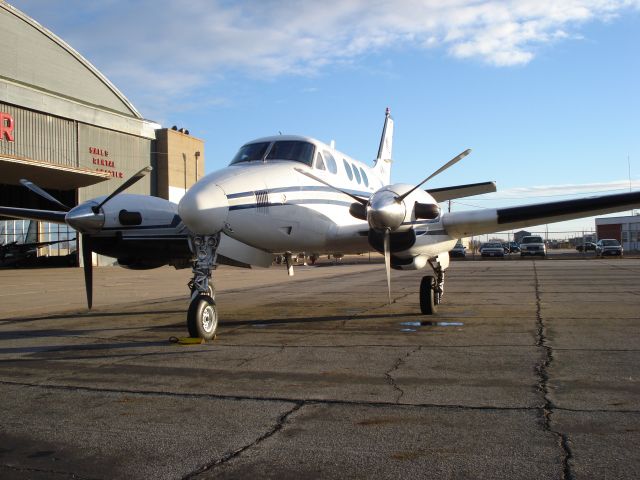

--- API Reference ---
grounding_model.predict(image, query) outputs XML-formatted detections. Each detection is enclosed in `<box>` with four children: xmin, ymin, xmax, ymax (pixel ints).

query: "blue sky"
<box><xmin>10</xmin><ymin>0</ymin><xmax>640</xmax><ymax>234</ymax></box>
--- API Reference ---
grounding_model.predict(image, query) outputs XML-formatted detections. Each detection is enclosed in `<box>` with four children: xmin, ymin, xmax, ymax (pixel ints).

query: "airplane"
<box><xmin>0</xmin><ymin>219</ymin><xmax>75</xmax><ymax>267</ymax></box>
<box><xmin>1</xmin><ymin>108</ymin><xmax>640</xmax><ymax>341</ymax></box>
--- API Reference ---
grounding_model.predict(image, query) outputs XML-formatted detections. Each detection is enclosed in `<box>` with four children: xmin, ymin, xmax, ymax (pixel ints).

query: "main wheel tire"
<box><xmin>187</xmin><ymin>295</ymin><xmax>218</xmax><ymax>340</ymax></box>
<box><xmin>420</xmin><ymin>275</ymin><xmax>438</xmax><ymax>315</ymax></box>
<box><xmin>190</xmin><ymin>284</ymin><xmax>214</xmax><ymax>301</ymax></box>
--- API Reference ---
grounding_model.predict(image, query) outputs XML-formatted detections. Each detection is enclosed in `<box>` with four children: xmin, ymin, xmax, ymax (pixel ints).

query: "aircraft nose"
<box><xmin>179</xmin><ymin>181</ymin><xmax>229</xmax><ymax>234</ymax></box>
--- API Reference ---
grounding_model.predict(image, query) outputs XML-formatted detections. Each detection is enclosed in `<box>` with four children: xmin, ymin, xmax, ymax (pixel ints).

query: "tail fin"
<box><xmin>24</xmin><ymin>220</ymin><xmax>37</xmax><ymax>244</ymax></box>
<box><xmin>373</xmin><ymin>108</ymin><xmax>393</xmax><ymax>185</ymax></box>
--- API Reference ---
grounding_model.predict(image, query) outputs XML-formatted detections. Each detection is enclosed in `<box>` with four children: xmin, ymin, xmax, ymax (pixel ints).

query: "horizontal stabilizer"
<box><xmin>427</xmin><ymin>181</ymin><xmax>497</xmax><ymax>202</ymax></box>
<box><xmin>443</xmin><ymin>190</ymin><xmax>640</xmax><ymax>238</ymax></box>
<box><xmin>0</xmin><ymin>206</ymin><xmax>67</xmax><ymax>223</ymax></box>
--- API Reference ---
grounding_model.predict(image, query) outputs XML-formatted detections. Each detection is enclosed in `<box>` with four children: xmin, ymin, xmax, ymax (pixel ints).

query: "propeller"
<box><xmin>297</xmin><ymin>149</ymin><xmax>471</xmax><ymax>304</ymax></box>
<box><xmin>17</xmin><ymin>166</ymin><xmax>153</xmax><ymax>309</ymax></box>
<box><xmin>82</xmin><ymin>234</ymin><xmax>93</xmax><ymax>309</ymax></box>
<box><xmin>395</xmin><ymin>149</ymin><xmax>471</xmax><ymax>202</ymax></box>
<box><xmin>19</xmin><ymin>179</ymin><xmax>72</xmax><ymax>211</ymax></box>
<box><xmin>383</xmin><ymin>229</ymin><xmax>391</xmax><ymax>305</ymax></box>
<box><xmin>92</xmin><ymin>166</ymin><xmax>152</xmax><ymax>213</ymax></box>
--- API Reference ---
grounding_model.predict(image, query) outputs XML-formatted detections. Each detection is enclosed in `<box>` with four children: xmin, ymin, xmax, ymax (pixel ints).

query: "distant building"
<box><xmin>0</xmin><ymin>4</ymin><xmax>205</xmax><ymax>266</ymax></box>
<box><xmin>595</xmin><ymin>215</ymin><xmax>640</xmax><ymax>251</ymax></box>
<box><xmin>514</xmin><ymin>230</ymin><xmax>531</xmax><ymax>243</ymax></box>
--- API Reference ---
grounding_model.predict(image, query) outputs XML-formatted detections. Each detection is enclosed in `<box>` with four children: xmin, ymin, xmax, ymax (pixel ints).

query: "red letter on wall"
<box><xmin>0</xmin><ymin>113</ymin><xmax>15</xmax><ymax>142</ymax></box>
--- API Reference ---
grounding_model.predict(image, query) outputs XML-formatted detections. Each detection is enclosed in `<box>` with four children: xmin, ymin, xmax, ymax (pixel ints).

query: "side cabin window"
<box><xmin>266</xmin><ymin>140</ymin><xmax>315</xmax><ymax>166</ymax></box>
<box><xmin>360</xmin><ymin>167</ymin><xmax>369</xmax><ymax>187</ymax></box>
<box><xmin>314</xmin><ymin>152</ymin><xmax>326</xmax><ymax>170</ymax></box>
<box><xmin>342</xmin><ymin>159</ymin><xmax>353</xmax><ymax>181</ymax></box>
<box><xmin>323</xmin><ymin>151</ymin><xmax>338</xmax><ymax>174</ymax></box>
<box><xmin>230</xmin><ymin>142</ymin><xmax>271</xmax><ymax>164</ymax></box>
<box><xmin>351</xmin><ymin>163</ymin><xmax>361</xmax><ymax>184</ymax></box>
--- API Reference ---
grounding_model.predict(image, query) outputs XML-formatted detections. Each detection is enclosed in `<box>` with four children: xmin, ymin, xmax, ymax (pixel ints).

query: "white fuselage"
<box><xmin>180</xmin><ymin>135</ymin><xmax>457</xmax><ymax>263</ymax></box>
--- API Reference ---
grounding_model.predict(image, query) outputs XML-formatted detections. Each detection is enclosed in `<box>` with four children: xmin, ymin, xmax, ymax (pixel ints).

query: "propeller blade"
<box><xmin>294</xmin><ymin>168</ymin><xmax>368</xmax><ymax>205</ymax></box>
<box><xmin>20</xmin><ymin>179</ymin><xmax>71</xmax><ymax>211</ymax></box>
<box><xmin>81</xmin><ymin>234</ymin><xmax>93</xmax><ymax>309</ymax></box>
<box><xmin>93</xmin><ymin>166</ymin><xmax>153</xmax><ymax>213</ymax></box>
<box><xmin>384</xmin><ymin>229</ymin><xmax>391</xmax><ymax>305</ymax></box>
<box><xmin>396</xmin><ymin>149</ymin><xmax>471</xmax><ymax>202</ymax></box>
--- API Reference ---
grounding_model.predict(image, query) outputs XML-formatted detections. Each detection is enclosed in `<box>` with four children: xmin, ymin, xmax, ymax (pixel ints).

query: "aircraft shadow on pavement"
<box><xmin>224</xmin><ymin>312</ymin><xmax>423</xmax><ymax>328</ymax></box>
<box><xmin>0</xmin><ymin>309</ymin><xmax>186</xmax><ymax>324</ymax></box>
<box><xmin>0</xmin><ymin>339</ymin><xmax>168</xmax><ymax>356</ymax></box>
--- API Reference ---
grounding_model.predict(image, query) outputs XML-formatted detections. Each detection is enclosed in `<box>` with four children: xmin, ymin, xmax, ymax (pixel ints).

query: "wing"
<box><xmin>442</xmin><ymin>190</ymin><xmax>640</xmax><ymax>238</ymax></box>
<box><xmin>0</xmin><ymin>206</ymin><xmax>67</xmax><ymax>223</ymax></box>
<box><xmin>427</xmin><ymin>181</ymin><xmax>497</xmax><ymax>202</ymax></box>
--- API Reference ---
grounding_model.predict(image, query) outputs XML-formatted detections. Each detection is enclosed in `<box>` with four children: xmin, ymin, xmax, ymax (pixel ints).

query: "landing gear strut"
<box><xmin>187</xmin><ymin>233</ymin><xmax>219</xmax><ymax>340</ymax></box>
<box><xmin>420</xmin><ymin>261</ymin><xmax>445</xmax><ymax>315</ymax></box>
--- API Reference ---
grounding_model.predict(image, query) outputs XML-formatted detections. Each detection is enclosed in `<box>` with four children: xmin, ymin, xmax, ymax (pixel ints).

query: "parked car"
<box><xmin>502</xmin><ymin>241</ymin><xmax>520</xmax><ymax>253</ymax></box>
<box><xmin>450</xmin><ymin>241</ymin><xmax>466</xmax><ymax>258</ymax></box>
<box><xmin>509</xmin><ymin>242</ymin><xmax>520</xmax><ymax>253</ymax></box>
<box><xmin>520</xmin><ymin>236</ymin><xmax>546</xmax><ymax>257</ymax></box>
<box><xmin>576</xmin><ymin>242</ymin><xmax>597</xmax><ymax>252</ymax></box>
<box><xmin>596</xmin><ymin>239</ymin><xmax>623</xmax><ymax>257</ymax></box>
<box><xmin>480</xmin><ymin>242</ymin><xmax>505</xmax><ymax>258</ymax></box>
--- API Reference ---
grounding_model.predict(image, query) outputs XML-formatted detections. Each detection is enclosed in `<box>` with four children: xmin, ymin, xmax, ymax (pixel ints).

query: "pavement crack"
<box><xmin>1</xmin><ymin>463</ymin><xmax>96</xmax><ymax>479</ymax></box>
<box><xmin>385</xmin><ymin>345</ymin><xmax>422</xmax><ymax>403</ymax></box>
<box><xmin>182</xmin><ymin>401</ymin><xmax>304</xmax><ymax>479</ymax></box>
<box><xmin>533</xmin><ymin>262</ymin><xmax>574</xmax><ymax>480</ymax></box>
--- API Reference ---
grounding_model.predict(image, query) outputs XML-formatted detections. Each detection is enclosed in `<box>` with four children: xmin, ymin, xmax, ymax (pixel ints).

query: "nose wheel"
<box><xmin>187</xmin><ymin>295</ymin><xmax>218</xmax><ymax>340</ymax></box>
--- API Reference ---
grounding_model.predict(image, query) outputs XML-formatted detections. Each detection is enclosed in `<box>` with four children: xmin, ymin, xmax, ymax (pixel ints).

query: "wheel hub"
<box><xmin>202</xmin><ymin>305</ymin><xmax>216</xmax><ymax>332</ymax></box>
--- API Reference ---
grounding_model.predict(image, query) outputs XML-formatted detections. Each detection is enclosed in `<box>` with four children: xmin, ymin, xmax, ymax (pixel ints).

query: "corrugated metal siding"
<box><xmin>0</xmin><ymin>102</ymin><xmax>77</xmax><ymax>167</ymax></box>
<box><xmin>77</xmin><ymin>123</ymin><xmax>152</xmax><ymax>202</ymax></box>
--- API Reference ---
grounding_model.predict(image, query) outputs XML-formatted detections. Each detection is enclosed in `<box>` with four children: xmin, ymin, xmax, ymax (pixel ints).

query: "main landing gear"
<box><xmin>420</xmin><ymin>261</ymin><xmax>445</xmax><ymax>315</ymax></box>
<box><xmin>187</xmin><ymin>233</ymin><xmax>219</xmax><ymax>340</ymax></box>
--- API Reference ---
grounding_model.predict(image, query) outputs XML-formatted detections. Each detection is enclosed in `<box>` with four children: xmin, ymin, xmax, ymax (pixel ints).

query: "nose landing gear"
<box><xmin>187</xmin><ymin>233</ymin><xmax>220</xmax><ymax>340</ymax></box>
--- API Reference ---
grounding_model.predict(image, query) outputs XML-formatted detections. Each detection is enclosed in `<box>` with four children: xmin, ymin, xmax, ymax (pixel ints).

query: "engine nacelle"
<box><xmin>390</xmin><ymin>254</ymin><xmax>429</xmax><ymax>271</ymax></box>
<box><xmin>117</xmin><ymin>258</ymin><xmax>166</xmax><ymax>270</ymax></box>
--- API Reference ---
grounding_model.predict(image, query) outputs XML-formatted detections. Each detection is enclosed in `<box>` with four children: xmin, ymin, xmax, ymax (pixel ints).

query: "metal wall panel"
<box><xmin>0</xmin><ymin>102</ymin><xmax>77</xmax><ymax>167</ymax></box>
<box><xmin>77</xmin><ymin>123</ymin><xmax>152</xmax><ymax>202</ymax></box>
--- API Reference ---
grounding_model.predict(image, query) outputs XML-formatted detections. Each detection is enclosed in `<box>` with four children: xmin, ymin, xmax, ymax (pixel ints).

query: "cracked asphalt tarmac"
<box><xmin>0</xmin><ymin>259</ymin><xmax>639</xmax><ymax>479</ymax></box>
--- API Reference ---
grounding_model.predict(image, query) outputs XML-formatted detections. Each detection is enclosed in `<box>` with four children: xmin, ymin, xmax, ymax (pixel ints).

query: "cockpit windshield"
<box><xmin>266</xmin><ymin>141</ymin><xmax>315</xmax><ymax>165</ymax></box>
<box><xmin>230</xmin><ymin>142</ymin><xmax>270</xmax><ymax>164</ymax></box>
<box><xmin>230</xmin><ymin>140</ymin><xmax>315</xmax><ymax>166</ymax></box>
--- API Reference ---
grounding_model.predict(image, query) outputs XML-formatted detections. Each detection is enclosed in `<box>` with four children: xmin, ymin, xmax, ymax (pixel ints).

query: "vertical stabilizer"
<box><xmin>24</xmin><ymin>220</ymin><xmax>37</xmax><ymax>244</ymax></box>
<box><xmin>374</xmin><ymin>108</ymin><xmax>393</xmax><ymax>185</ymax></box>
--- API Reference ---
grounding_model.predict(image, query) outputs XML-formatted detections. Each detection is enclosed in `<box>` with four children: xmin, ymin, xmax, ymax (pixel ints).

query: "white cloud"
<box><xmin>12</xmin><ymin>0</ymin><xmax>640</xmax><ymax>109</ymax></box>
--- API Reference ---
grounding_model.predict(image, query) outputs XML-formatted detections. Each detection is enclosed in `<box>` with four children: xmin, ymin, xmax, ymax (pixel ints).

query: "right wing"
<box><xmin>443</xmin><ymin>190</ymin><xmax>640</xmax><ymax>238</ymax></box>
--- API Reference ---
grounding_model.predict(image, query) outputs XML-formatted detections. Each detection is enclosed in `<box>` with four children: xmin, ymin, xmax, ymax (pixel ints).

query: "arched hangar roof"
<box><xmin>0</xmin><ymin>2</ymin><xmax>141</xmax><ymax>118</ymax></box>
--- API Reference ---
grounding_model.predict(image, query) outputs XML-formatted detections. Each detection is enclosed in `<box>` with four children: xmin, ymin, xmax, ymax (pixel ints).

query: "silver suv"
<box><xmin>520</xmin><ymin>236</ymin><xmax>546</xmax><ymax>257</ymax></box>
<box><xmin>596</xmin><ymin>239</ymin><xmax>623</xmax><ymax>257</ymax></box>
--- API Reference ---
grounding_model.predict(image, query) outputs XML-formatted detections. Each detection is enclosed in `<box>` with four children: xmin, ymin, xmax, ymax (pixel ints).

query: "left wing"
<box><xmin>443</xmin><ymin>190</ymin><xmax>640</xmax><ymax>238</ymax></box>
<box><xmin>0</xmin><ymin>206</ymin><xmax>67</xmax><ymax>223</ymax></box>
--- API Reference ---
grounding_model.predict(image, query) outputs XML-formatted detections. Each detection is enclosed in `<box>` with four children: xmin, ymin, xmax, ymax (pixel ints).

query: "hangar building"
<box><xmin>596</xmin><ymin>214</ymin><xmax>640</xmax><ymax>251</ymax></box>
<box><xmin>0</xmin><ymin>2</ymin><xmax>204</xmax><ymax>266</ymax></box>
